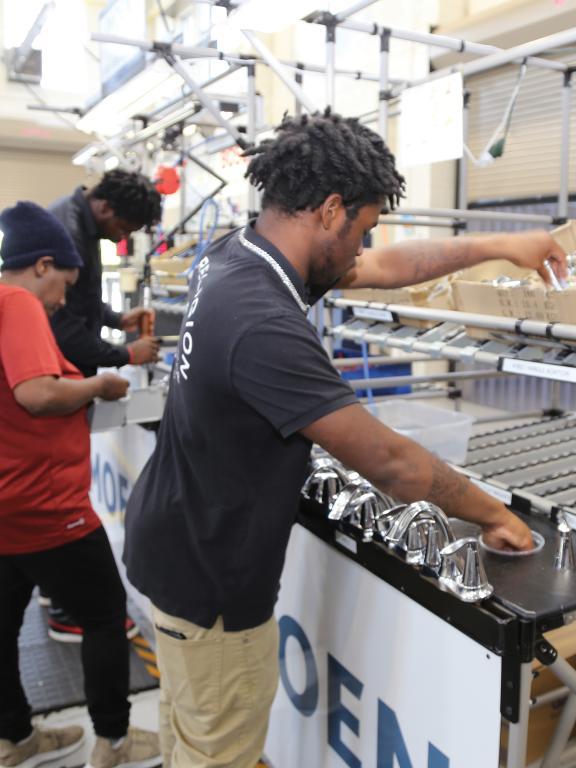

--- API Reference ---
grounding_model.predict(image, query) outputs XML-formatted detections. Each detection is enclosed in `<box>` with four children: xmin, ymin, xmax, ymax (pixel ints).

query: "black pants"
<box><xmin>0</xmin><ymin>526</ymin><xmax>130</xmax><ymax>742</ymax></box>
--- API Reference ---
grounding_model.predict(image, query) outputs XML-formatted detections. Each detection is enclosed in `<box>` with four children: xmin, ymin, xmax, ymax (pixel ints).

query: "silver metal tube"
<box><xmin>335</xmin><ymin>0</ymin><xmax>380</xmax><ymax>21</ymax></box>
<box><xmin>331</xmin><ymin>354</ymin><xmax>430</xmax><ymax>368</ymax></box>
<box><xmin>458</xmin><ymin>92</ymin><xmax>470</xmax><ymax>213</ymax></box>
<box><xmin>247</xmin><ymin>63</ymin><xmax>259</xmax><ymax>215</ymax></box>
<box><xmin>559</xmin><ymin>72</ymin><xmax>572</xmax><ymax>220</ymax></box>
<box><xmin>389</xmin><ymin>207</ymin><xmax>554</xmax><ymax>224</ymax></box>
<box><xmin>380</xmin><ymin>216</ymin><xmax>458</xmax><ymax>228</ymax></box>
<box><xmin>347</xmin><ymin>370</ymin><xmax>505</xmax><ymax>389</ymax></box>
<box><xmin>531</xmin><ymin>685</ymin><xmax>569</xmax><ymax>709</ymax></box>
<box><xmin>458</xmin><ymin>27</ymin><xmax>576</xmax><ymax>79</ymax></box>
<box><xmin>334</xmin><ymin>18</ymin><xmax>566</xmax><ymax>74</ymax></box>
<box><xmin>378</xmin><ymin>31</ymin><xmax>390</xmax><ymax>142</ymax></box>
<box><xmin>326</xmin><ymin>33</ymin><xmax>336</xmax><ymax>108</ymax></box>
<box><xmin>242</xmin><ymin>30</ymin><xmax>318</xmax><ymax>114</ymax></box>
<box><xmin>506</xmin><ymin>662</ymin><xmax>532</xmax><ymax>768</ymax></box>
<box><xmin>163</xmin><ymin>55</ymin><xmax>246</xmax><ymax>147</ymax></box>
<box><xmin>328</xmin><ymin>297</ymin><xmax>576</xmax><ymax>343</ymax></box>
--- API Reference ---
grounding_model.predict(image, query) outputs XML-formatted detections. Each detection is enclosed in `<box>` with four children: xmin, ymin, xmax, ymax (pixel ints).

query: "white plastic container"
<box><xmin>369</xmin><ymin>400</ymin><xmax>475</xmax><ymax>465</ymax></box>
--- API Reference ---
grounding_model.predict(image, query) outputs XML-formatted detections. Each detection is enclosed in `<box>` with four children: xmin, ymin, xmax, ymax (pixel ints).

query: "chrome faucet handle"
<box><xmin>373</xmin><ymin>503</ymin><xmax>407</xmax><ymax>540</ymax></box>
<box><xmin>302</xmin><ymin>463</ymin><xmax>349</xmax><ymax>508</ymax></box>
<box><xmin>329</xmin><ymin>482</ymin><xmax>397</xmax><ymax>542</ymax></box>
<box><xmin>439</xmin><ymin>538</ymin><xmax>494</xmax><ymax>602</ymax></box>
<box><xmin>554</xmin><ymin>515</ymin><xmax>576</xmax><ymax>570</ymax></box>
<box><xmin>328</xmin><ymin>479</ymin><xmax>366</xmax><ymax>521</ymax></box>
<box><xmin>423</xmin><ymin>523</ymin><xmax>444</xmax><ymax>573</ymax></box>
<box><xmin>386</xmin><ymin>501</ymin><xmax>455</xmax><ymax>549</ymax></box>
<box><xmin>405</xmin><ymin>519</ymin><xmax>429</xmax><ymax>565</ymax></box>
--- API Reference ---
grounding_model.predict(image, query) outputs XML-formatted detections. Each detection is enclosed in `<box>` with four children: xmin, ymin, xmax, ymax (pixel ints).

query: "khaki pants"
<box><xmin>152</xmin><ymin>605</ymin><xmax>279</xmax><ymax>768</ymax></box>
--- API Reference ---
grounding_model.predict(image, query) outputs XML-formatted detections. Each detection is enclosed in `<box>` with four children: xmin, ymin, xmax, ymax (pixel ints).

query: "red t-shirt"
<box><xmin>0</xmin><ymin>284</ymin><xmax>101</xmax><ymax>554</ymax></box>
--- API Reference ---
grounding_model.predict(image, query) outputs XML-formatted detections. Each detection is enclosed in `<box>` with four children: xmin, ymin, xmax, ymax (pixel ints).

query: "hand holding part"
<box><xmin>96</xmin><ymin>373</ymin><xmax>130</xmax><ymax>401</ymax></box>
<box><xmin>121</xmin><ymin>307</ymin><xmax>156</xmax><ymax>334</ymax></box>
<box><xmin>127</xmin><ymin>336</ymin><xmax>161</xmax><ymax>365</ymax></box>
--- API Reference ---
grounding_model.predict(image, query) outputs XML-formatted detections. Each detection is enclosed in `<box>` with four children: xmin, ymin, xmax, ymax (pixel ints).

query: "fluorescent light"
<box><xmin>76</xmin><ymin>59</ymin><xmax>181</xmax><ymax>137</ymax></box>
<box><xmin>229</xmin><ymin>0</ymin><xmax>320</xmax><ymax>33</ymax></box>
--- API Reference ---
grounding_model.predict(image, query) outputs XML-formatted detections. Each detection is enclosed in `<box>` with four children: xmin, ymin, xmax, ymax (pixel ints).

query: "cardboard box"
<box><xmin>500</xmin><ymin>623</ymin><xmax>576</xmax><ymax>765</ymax></box>
<box><xmin>149</xmin><ymin>256</ymin><xmax>194</xmax><ymax>287</ymax></box>
<box><xmin>551</xmin><ymin>220</ymin><xmax>576</xmax><ymax>254</ymax></box>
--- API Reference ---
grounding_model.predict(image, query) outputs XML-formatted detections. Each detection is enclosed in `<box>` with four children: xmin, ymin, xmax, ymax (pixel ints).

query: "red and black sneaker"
<box><xmin>47</xmin><ymin>614</ymin><xmax>140</xmax><ymax>643</ymax></box>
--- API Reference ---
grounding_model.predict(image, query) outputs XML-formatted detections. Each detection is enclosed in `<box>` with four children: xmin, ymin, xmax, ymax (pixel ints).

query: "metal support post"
<box><xmin>246</xmin><ymin>62</ymin><xmax>259</xmax><ymax>217</ymax></box>
<box><xmin>294</xmin><ymin>65</ymin><xmax>304</xmax><ymax>117</ymax></box>
<box><xmin>457</xmin><ymin>91</ymin><xmax>470</xmax><ymax>216</ymax></box>
<box><xmin>325</xmin><ymin>20</ymin><xmax>336</xmax><ymax>109</ymax></box>
<box><xmin>378</xmin><ymin>29</ymin><xmax>390</xmax><ymax>142</ymax></box>
<box><xmin>242</xmin><ymin>30</ymin><xmax>318</xmax><ymax>114</ymax></box>
<box><xmin>558</xmin><ymin>69</ymin><xmax>573</xmax><ymax>221</ymax></box>
<box><xmin>506</xmin><ymin>662</ymin><xmax>532</xmax><ymax>768</ymax></box>
<box><xmin>540</xmin><ymin>653</ymin><xmax>576</xmax><ymax>767</ymax></box>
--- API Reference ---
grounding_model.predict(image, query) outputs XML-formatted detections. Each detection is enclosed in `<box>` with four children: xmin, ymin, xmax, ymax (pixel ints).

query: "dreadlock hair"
<box><xmin>89</xmin><ymin>169</ymin><xmax>162</xmax><ymax>227</ymax></box>
<box><xmin>244</xmin><ymin>109</ymin><xmax>405</xmax><ymax>218</ymax></box>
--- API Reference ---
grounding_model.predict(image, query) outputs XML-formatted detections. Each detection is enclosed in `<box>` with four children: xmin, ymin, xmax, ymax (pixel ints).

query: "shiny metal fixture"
<box><xmin>302</xmin><ymin>460</ymin><xmax>349</xmax><ymax>508</ymax></box>
<box><xmin>329</xmin><ymin>481</ymin><xmax>397</xmax><ymax>542</ymax></box>
<box><xmin>386</xmin><ymin>501</ymin><xmax>454</xmax><ymax>555</ymax></box>
<box><xmin>554</xmin><ymin>515</ymin><xmax>576</xmax><ymax>570</ymax></box>
<box><xmin>439</xmin><ymin>537</ymin><xmax>494</xmax><ymax>602</ymax></box>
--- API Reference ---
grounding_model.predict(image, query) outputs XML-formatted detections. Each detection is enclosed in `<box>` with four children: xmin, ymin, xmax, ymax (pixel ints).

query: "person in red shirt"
<box><xmin>0</xmin><ymin>202</ymin><xmax>161</xmax><ymax>768</ymax></box>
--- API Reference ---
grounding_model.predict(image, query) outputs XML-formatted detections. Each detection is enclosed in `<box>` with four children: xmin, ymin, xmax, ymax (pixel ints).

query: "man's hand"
<box><xmin>121</xmin><ymin>307</ymin><xmax>155</xmax><ymax>333</ymax></box>
<box><xmin>500</xmin><ymin>230</ymin><xmax>568</xmax><ymax>285</ymax></box>
<box><xmin>96</xmin><ymin>373</ymin><xmax>130</xmax><ymax>401</ymax></box>
<box><xmin>480</xmin><ymin>506</ymin><xmax>534</xmax><ymax>552</ymax></box>
<box><xmin>127</xmin><ymin>336</ymin><xmax>161</xmax><ymax>365</ymax></box>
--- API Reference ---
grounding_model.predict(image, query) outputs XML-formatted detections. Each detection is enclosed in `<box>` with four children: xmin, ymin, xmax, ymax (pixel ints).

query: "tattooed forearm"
<box><xmin>427</xmin><ymin>456</ymin><xmax>470</xmax><ymax>512</ymax></box>
<box><xmin>391</xmin><ymin>238</ymin><xmax>476</xmax><ymax>286</ymax></box>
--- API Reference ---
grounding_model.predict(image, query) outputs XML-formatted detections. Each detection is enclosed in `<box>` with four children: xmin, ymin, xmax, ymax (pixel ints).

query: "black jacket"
<box><xmin>49</xmin><ymin>187</ymin><xmax>130</xmax><ymax>377</ymax></box>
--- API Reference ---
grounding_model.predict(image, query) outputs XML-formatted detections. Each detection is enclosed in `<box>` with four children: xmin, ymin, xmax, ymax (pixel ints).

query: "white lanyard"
<box><xmin>238</xmin><ymin>227</ymin><xmax>310</xmax><ymax>314</ymax></box>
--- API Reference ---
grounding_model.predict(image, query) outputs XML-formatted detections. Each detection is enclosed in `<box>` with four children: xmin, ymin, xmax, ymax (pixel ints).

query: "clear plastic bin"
<box><xmin>369</xmin><ymin>400</ymin><xmax>475</xmax><ymax>465</ymax></box>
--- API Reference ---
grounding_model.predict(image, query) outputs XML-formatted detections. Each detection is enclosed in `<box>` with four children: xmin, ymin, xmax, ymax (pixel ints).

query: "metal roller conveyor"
<box><xmin>467</xmin><ymin>416</ymin><xmax>576</xmax><ymax>450</ymax></box>
<box><xmin>465</xmin><ymin>432</ymin><xmax>576</xmax><ymax>465</ymax></box>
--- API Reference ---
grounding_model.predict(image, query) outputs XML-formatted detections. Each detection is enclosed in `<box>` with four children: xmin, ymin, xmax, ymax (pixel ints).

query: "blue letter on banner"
<box><xmin>278</xmin><ymin>615</ymin><xmax>318</xmax><ymax>716</ymax></box>
<box><xmin>328</xmin><ymin>654</ymin><xmax>363</xmax><ymax>768</ymax></box>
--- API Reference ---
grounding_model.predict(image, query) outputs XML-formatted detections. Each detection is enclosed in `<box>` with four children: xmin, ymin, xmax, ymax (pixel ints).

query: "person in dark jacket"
<box><xmin>46</xmin><ymin>170</ymin><xmax>162</xmax><ymax>641</ymax></box>
<box><xmin>49</xmin><ymin>169</ymin><xmax>162</xmax><ymax>378</ymax></box>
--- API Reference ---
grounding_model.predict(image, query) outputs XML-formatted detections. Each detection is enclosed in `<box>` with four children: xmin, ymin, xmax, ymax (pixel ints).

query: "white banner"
<box><xmin>266</xmin><ymin>524</ymin><xmax>501</xmax><ymax>767</ymax></box>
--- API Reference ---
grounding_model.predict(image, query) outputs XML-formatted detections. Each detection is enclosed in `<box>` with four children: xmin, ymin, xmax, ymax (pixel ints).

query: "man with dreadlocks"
<box><xmin>123</xmin><ymin>112</ymin><xmax>561</xmax><ymax>768</ymax></box>
<box><xmin>49</xmin><ymin>169</ymin><xmax>162</xmax><ymax>379</ymax></box>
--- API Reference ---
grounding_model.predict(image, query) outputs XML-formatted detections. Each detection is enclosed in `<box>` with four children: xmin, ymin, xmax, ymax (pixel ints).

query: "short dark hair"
<box><xmin>89</xmin><ymin>169</ymin><xmax>162</xmax><ymax>227</ymax></box>
<box><xmin>244</xmin><ymin>110</ymin><xmax>405</xmax><ymax>217</ymax></box>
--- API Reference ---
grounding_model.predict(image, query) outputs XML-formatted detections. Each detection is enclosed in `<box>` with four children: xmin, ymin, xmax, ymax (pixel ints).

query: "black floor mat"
<box><xmin>19</xmin><ymin>597</ymin><xmax>159</xmax><ymax>715</ymax></box>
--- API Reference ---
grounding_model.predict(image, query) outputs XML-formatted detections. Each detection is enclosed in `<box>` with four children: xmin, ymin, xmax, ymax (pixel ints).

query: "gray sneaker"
<box><xmin>0</xmin><ymin>726</ymin><xmax>84</xmax><ymax>768</ymax></box>
<box><xmin>86</xmin><ymin>728</ymin><xmax>161</xmax><ymax>768</ymax></box>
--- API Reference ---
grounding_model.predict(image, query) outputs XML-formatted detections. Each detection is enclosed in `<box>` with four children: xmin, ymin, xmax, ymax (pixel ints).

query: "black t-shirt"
<box><xmin>123</xmin><ymin>223</ymin><xmax>357</xmax><ymax>630</ymax></box>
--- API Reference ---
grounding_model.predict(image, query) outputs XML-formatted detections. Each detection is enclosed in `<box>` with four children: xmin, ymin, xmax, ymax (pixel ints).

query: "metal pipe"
<box><xmin>531</xmin><ymin>686</ymin><xmax>569</xmax><ymax>709</ymax></box>
<box><xmin>347</xmin><ymin>370</ymin><xmax>506</xmax><ymax>390</ymax></box>
<box><xmin>294</xmin><ymin>65</ymin><xmax>304</xmax><ymax>117</ymax></box>
<box><xmin>541</xmin><ymin>655</ymin><xmax>576</xmax><ymax>768</ymax></box>
<box><xmin>247</xmin><ymin>63</ymin><xmax>259</xmax><ymax>216</ymax></box>
<box><xmin>389</xmin><ymin>207</ymin><xmax>554</xmax><ymax>224</ymax></box>
<box><xmin>242</xmin><ymin>30</ymin><xmax>318</xmax><ymax>114</ymax></box>
<box><xmin>332</xmin><ymin>18</ymin><xmax>566</xmax><ymax>74</ymax></box>
<box><xmin>327</xmin><ymin>297</ymin><xmax>576</xmax><ymax>343</ymax></box>
<box><xmin>378</xmin><ymin>30</ymin><xmax>390</xmax><ymax>142</ymax></box>
<box><xmin>458</xmin><ymin>91</ymin><xmax>470</xmax><ymax>214</ymax></box>
<box><xmin>506</xmin><ymin>662</ymin><xmax>532</xmax><ymax>768</ymax></box>
<box><xmin>559</xmin><ymin>70</ymin><xmax>573</xmax><ymax>221</ymax></box>
<box><xmin>380</xmin><ymin>216</ymin><xmax>461</xmax><ymax>228</ymax></box>
<box><xmin>326</xmin><ymin>24</ymin><xmax>336</xmax><ymax>108</ymax></box>
<box><xmin>161</xmin><ymin>54</ymin><xmax>247</xmax><ymax>148</ymax></box>
<box><xmin>331</xmin><ymin>354</ymin><xmax>430</xmax><ymax>368</ymax></box>
<box><xmin>335</xmin><ymin>0</ymin><xmax>380</xmax><ymax>21</ymax></box>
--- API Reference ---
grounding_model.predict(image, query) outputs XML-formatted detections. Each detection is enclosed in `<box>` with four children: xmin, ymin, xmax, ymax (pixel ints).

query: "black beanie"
<box><xmin>0</xmin><ymin>201</ymin><xmax>83</xmax><ymax>270</ymax></box>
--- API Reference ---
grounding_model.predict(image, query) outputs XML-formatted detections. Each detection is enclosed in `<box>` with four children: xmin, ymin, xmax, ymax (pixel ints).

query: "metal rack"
<box><xmin>326</xmin><ymin>295</ymin><xmax>576</xmax><ymax>524</ymax></box>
